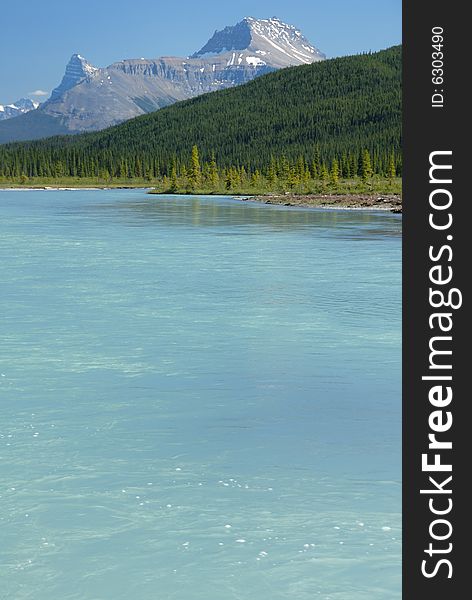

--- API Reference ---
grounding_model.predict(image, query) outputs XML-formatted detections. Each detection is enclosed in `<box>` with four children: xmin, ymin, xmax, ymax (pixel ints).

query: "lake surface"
<box><xmin>0</xmin><ymin>190</ymin><xmax>401</xmax><ymax>600</ymax></box>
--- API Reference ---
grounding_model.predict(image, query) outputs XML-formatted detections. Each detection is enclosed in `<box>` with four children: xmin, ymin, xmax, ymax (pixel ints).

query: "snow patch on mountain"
<box><xmin>246</xmin><ymin>56</ymin><xmax>266</xmax><ymax>66</ymax></box>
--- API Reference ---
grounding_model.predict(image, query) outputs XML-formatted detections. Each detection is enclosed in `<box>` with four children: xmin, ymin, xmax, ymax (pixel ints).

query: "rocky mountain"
<box><xmin>0</xmin><ymin>17</ymin><xmax>324</xmax><ymax>144</ymax></box>
<box><xmin>50</xmin><ymin>54</ymin><xmax>99</xmax><ymax>101</ymax></box>
<box><xmin>192</xmin><ymin>16</ymin><xmax>323</xmax><ymax>67</ymax></box>
<box><xmin>0</xmin><ymin>98</ymin><xmax>40</xmax><ymax>121</ymax></box>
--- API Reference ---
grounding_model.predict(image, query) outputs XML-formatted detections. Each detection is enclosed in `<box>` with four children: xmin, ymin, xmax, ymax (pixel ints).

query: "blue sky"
<box><xmin>0</xmin><ymin>0</ymin><xmax>401</xmax><ymax>103</ymax></box>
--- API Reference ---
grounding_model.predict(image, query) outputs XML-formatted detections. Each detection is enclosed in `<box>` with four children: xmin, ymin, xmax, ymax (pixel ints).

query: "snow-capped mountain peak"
<box><xmin>191</xmin><ymin>16</ymin><xmax>325</xmax><ymax>66</ymax></box>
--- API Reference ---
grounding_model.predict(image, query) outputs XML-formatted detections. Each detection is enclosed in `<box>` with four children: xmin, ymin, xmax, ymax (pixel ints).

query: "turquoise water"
<box><xmin>0</xmin><ymin>190</ymin><xmax>401</xmax><ymax>600</ymax></box>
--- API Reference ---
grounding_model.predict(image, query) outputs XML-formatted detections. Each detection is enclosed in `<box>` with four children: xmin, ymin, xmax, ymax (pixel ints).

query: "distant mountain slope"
<box><xmin>0</xmin><ymin>17</ymin><xmax>324</xmax><ymax>144</ymax></box>
<box><xmin>0</xmin><ymin>98</ymin><xmax>39</xmax><ymax>121</ymax></box>
<box><xmin>0</xmin><ymin>46</ymin><xmax>401</xmax><ymax>178</ymax></box>
<box><xmin>0</xmin><ymin>110</ymin><xmax>69</xmax><ymax>141</ymax></box>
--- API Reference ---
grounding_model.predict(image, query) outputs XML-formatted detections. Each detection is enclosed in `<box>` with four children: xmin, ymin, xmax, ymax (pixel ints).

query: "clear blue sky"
<box><xmin>0</xmin><ymin>0</ymin><xmax>401</xmax><ymax>103</ymax></box>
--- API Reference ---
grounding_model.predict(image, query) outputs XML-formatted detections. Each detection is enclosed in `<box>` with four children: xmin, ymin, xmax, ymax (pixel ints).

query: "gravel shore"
<box><xmin>240</xmin><ymin>193</ymin><xmax>402</xmax><ymax>213</ymax></box>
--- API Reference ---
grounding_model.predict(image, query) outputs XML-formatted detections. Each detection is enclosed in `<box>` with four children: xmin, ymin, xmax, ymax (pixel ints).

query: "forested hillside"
<box><xmin>0</xmin><ymin>46</ymin><xmax>401</xmax><ymax>185</ymax></box>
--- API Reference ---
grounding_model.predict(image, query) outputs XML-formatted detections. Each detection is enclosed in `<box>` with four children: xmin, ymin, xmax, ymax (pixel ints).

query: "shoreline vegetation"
<box><xmin>0</xmin><ymin>145</ymin><xmax>402</xmax><ymax>212</ymax></box>
<box><xmin>0</xmin><ymin>145</ymin><xmax>401</xmax><ymax>210</ymax></box>
<box><xmin>0</xmin><ymin>179</ymin><xmax>402</xmax><ymax>212</ymax></box>
<box><xmin>0</xmin><ymin>176</ymin><xmax>401</xmax><ymax>193</ymax></box>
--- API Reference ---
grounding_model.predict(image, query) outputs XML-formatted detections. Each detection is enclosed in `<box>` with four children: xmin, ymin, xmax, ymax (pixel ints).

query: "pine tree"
<box><xmin>388</xmin><ymin>152</ymin><xmax>396</xmax><ymax>179</ymax></box>
<box><xmin>280</xmin><ymin>156</ymin><xmax>291</xmax><ymax>183</ymax></box>
<box><xmin>361</xmin><ymin>150</ymin><xmax>373</xmax><ymax>182</ymax></box>
<box><xmin>209</xmin><ymin>152</ymin><xmax>219</xmax><ymax>190</ymax></box>
<box><xmin>225</xmin><ymin>170</ymin><xmax>233</xmax><ymax>191</ymax></box>
<box><xmin>181</xmin><ymin>164</ymin><xmax>188</xmax><ymax>180</ymax></box>
<box><xmin>267</xmin><ymin>157</ymin><xmax>278</xmax><ymax>188</ymax></box>
<box><xmin>251</xmin><ymin>169</ymin><xmax>261</xmax><ymax>187</ymax></box>
<box><xmin>320</xmin><ymin>163</ymin><xmax>329</xmax><ymax>184</ymax></box>
<box><xmin>341</xmin><ymin>152</ymin><xmax>350</xmax><ymax>178</ymax></box>
<box><xmin>330</xmin><ymin>158</ymin><xmax>339</xmax><ymax>186</ymax></box>
<box><xmin>169</xmin><ymin>161</ymin><xmax>178</xmax><ymax>192</ymax></box>
<box><xmin>313</xmin><ymin>147</ymin><xmax>322</xmax><ymax>179</ymax></box>
<box><xmin>134</xmin><ymin>157</ymin><xmax>142</xmax><ymax>178</ymax></box>
<box><xmin>350</xmin><ymin>153</ymin><xmax>359</xmax><ymax>178</ymax></box>
<box><xmin>190</xmin><ymin>145</ymin><xmax>201</xmax><ymax>189</ymax></box>
<box><xmin>288</xmin><ymin>167</ymin><xmax>300</xmax><ymax>189</ymax></box>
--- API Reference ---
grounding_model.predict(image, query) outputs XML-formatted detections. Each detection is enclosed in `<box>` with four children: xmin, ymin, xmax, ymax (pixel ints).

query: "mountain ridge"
<box><xmin>0</xmin><ymin>17</ymin><xmax>324</xmax><ymax>144</ymax></box>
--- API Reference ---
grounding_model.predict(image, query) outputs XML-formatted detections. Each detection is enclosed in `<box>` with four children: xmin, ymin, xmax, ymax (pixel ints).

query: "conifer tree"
<box><xmin>320</xmin><ymin>163</ymin><xmax>329</xmax><ymax>184</ymax></box>
<box><xmin>388</xmin><ymin>152</ymin><xmax>396</xmax><ymax>179</ymax></box>
<box><xmin>209</xmin><ymin>151</ymin><xmax>219</xmax><ymax>189</ymax></box>
<box><xmin>190</xmin><ymin>145</ymin><xmax>201</xmax><ymax>189</ymax></box>
<box><xmin>225</xmin><ymin>170</ymin><xmax>233</xmax><ymax>191</ymax></box>
<box><xmin>330</xmin><ymin>158</ymin><xmax>339</xmax><ymax>186</ymax></box>
<box><xmin>267</xmin><ymin>157</ymin><xmax>278</xmax><ymax>188</ymax></box>
<box><xmin>280</xmin><ymin>156</ymin><xmax>291</xmax><ymax>182</ymax></box>
<box><xmin>251</xmin><ymin>170</ymin><xmax>261</xmax><ymax>187</ymax></box>
<box><xmin>169</xmin><ymin>161</ymin><xmax>178</xmax><ymax>193</ymax></box>
<box><xmin>350</xmin><ymin>154</ymin><xmax>359</xmax><ymax>178</ymax></box>
<box><xmin>361</xmin><ymin>150</ymin><xmax>373</xmax><ymax>182</ymax></box>
<box><xmin>341</xmin><ymin>153</ymin><xmax>349</xmax><ymax>178</ymax></box>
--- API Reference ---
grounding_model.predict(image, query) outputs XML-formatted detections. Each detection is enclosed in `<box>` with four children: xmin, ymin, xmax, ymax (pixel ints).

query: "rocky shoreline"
<box><xmin>239</xmin><ymin>193</ymin><xmax>402</xmax><ymax>213</ymax></box>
